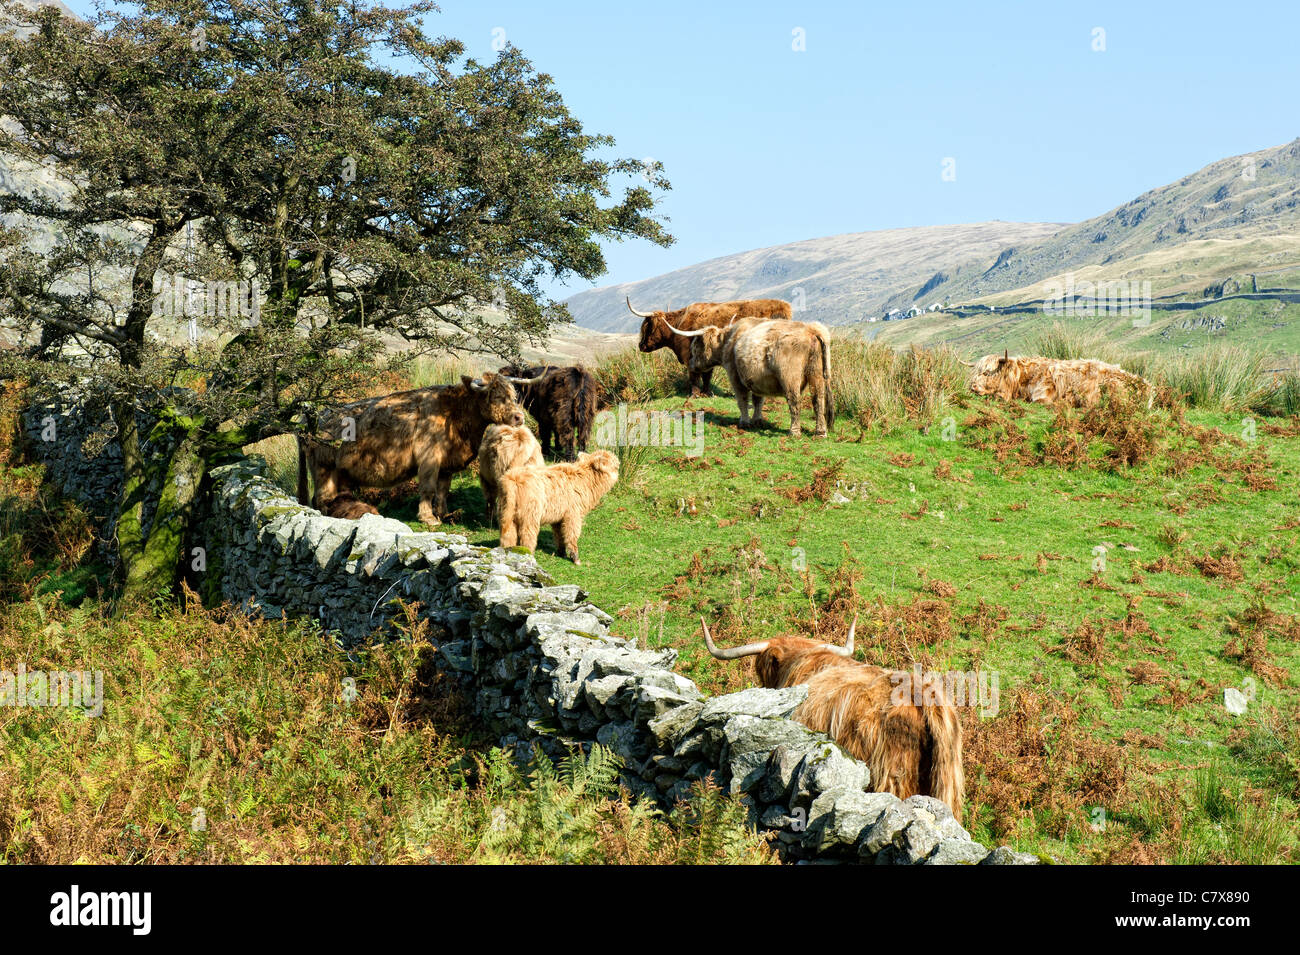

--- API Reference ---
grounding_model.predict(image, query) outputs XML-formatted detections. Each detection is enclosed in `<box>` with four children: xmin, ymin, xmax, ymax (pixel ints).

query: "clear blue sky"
<box><xmin>62</xmin><ymin>1</ymin><xmax>1300</xmax><ymax>299</ymax></box>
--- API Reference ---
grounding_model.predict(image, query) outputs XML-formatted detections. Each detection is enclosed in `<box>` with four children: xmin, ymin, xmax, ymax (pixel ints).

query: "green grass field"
<box><xmin>7</xmin><ymin>340</ymin><xmax>1300</xmax><ymax>863</ymax></box>
<box><xmin>336</xmin><ymin>376</ymin><xmax>1300</xmax><ymax>864</ymax></box>
<box><xmin>870</xmin><ymin>299</ymin><xmax>1300</xmax><ymax>363</ymax></box>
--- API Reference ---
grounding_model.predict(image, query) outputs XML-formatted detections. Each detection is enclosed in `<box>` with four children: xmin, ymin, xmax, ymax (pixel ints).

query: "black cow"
<box><xmin>498</xmin><ymin>364</ymin><xmax>598</xmax><ymax>461</ymax></box>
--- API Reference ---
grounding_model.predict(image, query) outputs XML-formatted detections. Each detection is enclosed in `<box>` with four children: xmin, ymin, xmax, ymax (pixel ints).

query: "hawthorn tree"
<box><xmin>0</xmin><ymin>0</ymin><xmax>671</xmax><ymax>601</ymax></box>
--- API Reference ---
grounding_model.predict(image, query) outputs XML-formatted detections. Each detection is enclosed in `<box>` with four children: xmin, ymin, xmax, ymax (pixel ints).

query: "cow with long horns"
<box><xmin>627</xmin><ymin>296</ymin><xmax>793</xmax><ymax>397</ymax></box>
<box><xmin>667</xmin><ymin>316</ymin><xmax>833</xmax><ymax>437</ymax></box>
<box><xmin>700</xmin><ymin>615</ymin><xmax>965</xmax><ymax>821</ymax></box>
<box><xmin>297</xmin><ymin>370</ymin><xmax>544</xmax><ymax>528</ymax></box>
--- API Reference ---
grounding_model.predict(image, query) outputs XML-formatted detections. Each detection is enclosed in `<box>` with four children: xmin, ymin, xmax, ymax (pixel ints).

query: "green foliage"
<box><xmin>826</xmin><ymin>337</ymin><xmax>968</xmax><ymax>432</ymax></box>
<box><xmin>593</xmin><ymin>346</ymin><xmax>688</xmax><ymax>404</ymax></box>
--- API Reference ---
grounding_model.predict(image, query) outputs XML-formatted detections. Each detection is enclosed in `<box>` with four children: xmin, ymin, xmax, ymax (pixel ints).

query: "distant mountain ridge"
<box><xmin>565</xmin><ymin>221</ymin><xmax>1065</xmax><ymax>332</ymax></box>
<box><xmin>929</xmin><ymin>138</ymin><xmax>1300</xmax><ymax>306</ymax></box>
<box><xmin>566</xmin><ymin>138</ymin><xmax>1300</xmax><ymax>333</ymax></box>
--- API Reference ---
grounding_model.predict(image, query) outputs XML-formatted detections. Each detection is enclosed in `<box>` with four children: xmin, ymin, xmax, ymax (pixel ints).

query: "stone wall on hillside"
<box><xmin>20</xmin><ymin>385</ymin><xmax>180</xmax><ymax>554</ymax></box>
<box><xmin>197</xmin><ymin>455</ymin><xmax>1040</xmax><ymax>865</ymax></box>
<box><xmin>18</xmin><ymin>390</ymin><xmax>1042</xmax><ymax>864</ymax></box>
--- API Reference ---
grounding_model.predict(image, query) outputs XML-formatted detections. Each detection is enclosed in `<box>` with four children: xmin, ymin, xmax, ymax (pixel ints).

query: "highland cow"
<box><xmin>668</xmin><ymin>316</ymin><xmax>834</xmax><ymax>437</ymax></box>
<box><xmin>496</xmin><ymin>449</ymin><xmax>619</xmax><ymax>564</ymax></box>
<box><xmin>965</xmin><ymin>351</ymin><xmax>1154</xmax><ymax>409</ymax></box>
<box><xmin>297</xmin><ymin>371</ymin><xmax>542</xmax><ymax>528</ymax></box>
<box><xmin>627</xmin><ymin>297</ymin><xmax>793</xmax><ymax>397</ymax></box>
<box><xmin>476</xmin><ymin>423</ymin><xmax>544</xmax><ymax>525</ymax></box>
<box><xmin>700</xmin><ymin>615</ymin><xmax>964</xmax><ymax>821</ymax></box>
<box><xmin>497</xmin><ymin>363</ymin><xmax>598</xmax><ymax>461</ymax></box>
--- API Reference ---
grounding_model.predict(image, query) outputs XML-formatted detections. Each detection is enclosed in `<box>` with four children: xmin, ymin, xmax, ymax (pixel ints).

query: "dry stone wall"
<box><xmin>21</xmin><ymin>384</ymin><xmax>182</xmax><ymax>555</ymax></box>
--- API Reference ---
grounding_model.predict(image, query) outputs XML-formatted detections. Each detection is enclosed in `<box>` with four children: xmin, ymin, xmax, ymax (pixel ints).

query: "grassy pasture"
<box><xmin>315</xmin><ymin>345</ymin><xmax>1300</xmax><ymax>863</ymax></box>
<box><xmin>7</xmin><ymin>334</ymin><xmax>1300</xmax><ymax>863</ymax></box>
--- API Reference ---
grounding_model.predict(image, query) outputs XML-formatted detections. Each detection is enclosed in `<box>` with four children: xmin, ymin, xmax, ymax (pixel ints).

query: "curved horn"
<box><xmin>467</xmin><ymin>377</ymin><xmax>487</xmax><ymax>392</ymax></box>
<box><xmin>502</xmin><ymin>370</ymin><xmax>548</xmax><ymax>385</ymax></box>
<box><xmin>959</xmin><ymin>359</ymin><xmax>975</xmax><ymax>367</ymax></box>
<box><xmin>1003</xmin><ymin>349</ymin><xmax>1009</xmax><ymax>361</ymax></box>
<box><xmin>626</xmin><ymin>296</ymin><xmax>653</xmax><ymax>319</ymax></box>
<box><xmin>700</xmin><ymin>616</ymin><xmax>769</xmax><ymax>660</ymax></box>
<box><xmin>663</xmin><ymin>320</ymin><xmax>708</xmax><ymax>338</ymax></box>
<box><xmin>824</xmin><ymin>614</ymin><xmax>857</xmax><ymax>657</ymax></box>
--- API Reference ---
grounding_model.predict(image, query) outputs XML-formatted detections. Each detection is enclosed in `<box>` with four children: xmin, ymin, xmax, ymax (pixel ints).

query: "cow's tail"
<box><xmin>819</xmin><ymin>326</ymin><xmax>834</xmax><ymax>431</ymax></box>
<box><xmin>296</xmin><ymin>436</ymin><xmax>310</xmax><ymax>506</ymax></box>
<box><xmin>925</xmin><ymin>702</ymin><xmax>965</xmax><ymax>825</ymax></box>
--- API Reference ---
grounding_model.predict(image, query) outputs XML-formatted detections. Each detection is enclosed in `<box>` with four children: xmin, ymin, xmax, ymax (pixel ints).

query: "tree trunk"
<box><xmin>116</xmin><ymin>413</ymin><xmax>208</xmax><ymax>604</ymax></box>
<box><xmin>113</xmin><ymin>395</ymin><xmax>149</xmax><ymax>583</ymax></box>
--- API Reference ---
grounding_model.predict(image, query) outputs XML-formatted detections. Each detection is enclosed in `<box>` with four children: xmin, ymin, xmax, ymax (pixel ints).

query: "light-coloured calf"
<box><xmin>496</xmin><ymin>450</ymin><xmax>619</xmax><ymax>564</ymax></box>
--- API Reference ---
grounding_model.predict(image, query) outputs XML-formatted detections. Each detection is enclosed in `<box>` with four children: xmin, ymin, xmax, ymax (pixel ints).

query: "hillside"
<box><xmin>569</xmin><ymin>139</ymin><xmax>1300</xmax><ymax>359</ymax></box>
<box><xmin>931</xmin><ymin>138</ymin><xmax>1300</xmax><ymax>308</ymax></box>
<box><xmin>564</xmin><ymin>222</ymin><xmax>1064</xmax><ymax>332</ymax></box>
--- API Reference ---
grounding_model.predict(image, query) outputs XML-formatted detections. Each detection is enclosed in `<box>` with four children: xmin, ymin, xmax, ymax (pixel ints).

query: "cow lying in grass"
<box><xmin>477</xmin><ymin>423</ymin><xmax>544</xmax><ymax>525</ymax></box>
<box><xmin>670</xmin><ymin>316</ymin><xmax>834</xmax><ymax>437</ymax></box>
<box><xmin>700</xmin><ymin>615</ymin><xmax>964</xmax><ymax>821</ymax></box>
<box><xmin>319</xmin><ymin>493</ymin><xmax>380</xmax><ymax>520</ymax></box>
<box><xmin>496</xmin><ymin>450</ymin><xmax>619</xmax><ymax>564</ymax></box>
<box><xmin>964</xmin><ymin>351</ymin><xmax>1154</xmax><ymax>409</ymax></box>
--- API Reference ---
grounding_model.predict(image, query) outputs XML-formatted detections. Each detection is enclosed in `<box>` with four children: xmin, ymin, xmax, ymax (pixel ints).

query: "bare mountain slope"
<box><xmin>569</xmin><ymin>139</ymin><xmax>1300</xmax><ymax>336</ymax></box>
<box><xmin>907</xmin><ymin>138</ymin><xmax>1300</xmax><ymax>307</ymax></box>
<box><xmin>564</xmin><ymin>221</ymin><xmax>1065</xmax><ymax>332</ymax></box>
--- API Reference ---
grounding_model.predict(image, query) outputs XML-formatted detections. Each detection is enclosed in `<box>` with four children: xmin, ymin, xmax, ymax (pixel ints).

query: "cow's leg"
<box><xmin>480</xmin><ymin>476</ymin><xmax>495</xmax><ymax>525</ymax></box>
<box><xmin>556</xmin><ymin>514</ymin><xmax>583</xmax><ymax>564</ymax></box>
<box><xmin>813</xmin><ymin>380</ymin><xmax>829</xmax><ymax>437</ymax></box>
<box><xmin>700</xmin><ymin>367</ymin><xmax>715</xmax><ymax>397</ymax></box>
<box><xmin>311</xmin><ymin>462</ymin><xmax>342</xmax><ymax>511</ymax></box>
<box><xmin>436</xmin><ymin>472</ymin><xmax>452</xmax><ymax>517</ymax></box>
<box><xmin>786</xmin><ymin>389</ymin><xmax>803</xmax><ymax>437</ymax></box>
<box><xmin>417</xmin><ymin>461</ymin><xmax>442</xmax><ymax>527</ymax></box>
<box><xmin>498</xmin><ymin>483</ymin><xmax>517</xmax><ymax>546</ymax></box>
<box><xmin>556</xmin><ymin>418</ymin><xmax>576</xmax><ymax>462</ymax></box>
<box><xmin>725</xmin><ymin>366</ymin><xmax>750</xmax><ymax>427</ymax></box>
<box><xmin>521</xmin><ymin>513</ymin><xmax>540</xmax><ymax>552</ymax></box>
<box><xmin>751</xmin><ymin>395</ymin><xmax>766</xmax><ymax>428</ymax></box>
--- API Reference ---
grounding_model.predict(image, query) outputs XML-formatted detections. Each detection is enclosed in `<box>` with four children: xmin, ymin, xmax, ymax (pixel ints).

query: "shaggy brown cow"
<box><xmin>476</xmin><ymin>423</ymin><xmax>544</xmax><ymax>525</ymax></box>
<box><xmin>700</xmin><ymin>615</ymin><xmax>964</xmax><ymax>821</ymax></box>
<box><xmin>297</xmin><ymin>371</ymin><xmax>540</xmax><ymax>528</ymax></box>
<box><xmin>965</xmin><ymin>352</ymin><xmax>1154</xmax><ymax>409</ymax></box>
<box><xmin>319</xmin><ymin>493</ymin><xmax>380</xmax><ymax>520</ymax></box>
<box><xmin>497</xmin><ymin>364</ymin><xmax>598</xmax><ymax>461</ymax></box>
<box><xmin>496</xmin><ymin>449</ymin><xmax>619</xmax><ymax>564</ymax></box>
<box><xmin>668</xmin><ymin>316</ymin><xmax>833</xmax><ymax>437</ymax></box>
<box><xmin>627</xmin><ymin>296</ymin><xmax>793</xmax><ymax>396</ymax></box>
